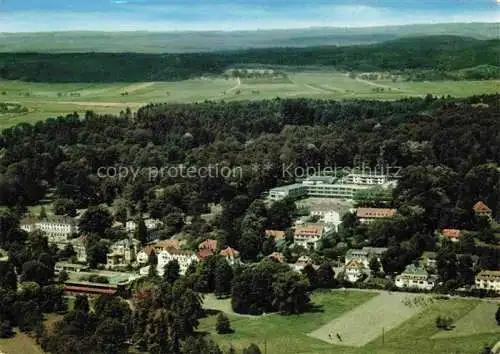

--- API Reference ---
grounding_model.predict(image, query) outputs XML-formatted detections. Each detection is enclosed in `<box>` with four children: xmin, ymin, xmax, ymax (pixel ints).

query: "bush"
<box><xmin>215</xmin><ymin>313</ymin><xmax>232</xmax><ymax>334</ymax></box>
<box><xmin>435</xmin><ymin>315</ymin><xmax>453</xmax><ymax>330</ymax></box>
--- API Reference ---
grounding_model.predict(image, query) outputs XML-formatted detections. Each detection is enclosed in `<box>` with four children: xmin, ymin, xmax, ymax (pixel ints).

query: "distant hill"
<box><xmin>0</xmin><ymin>22</ymin><xmax>498</xmax><ymax>53</ymax></box>
<box><xmin>0</xmin><ymin>36</ymin><xmax>498</xmax><ymax>83</ymax></box>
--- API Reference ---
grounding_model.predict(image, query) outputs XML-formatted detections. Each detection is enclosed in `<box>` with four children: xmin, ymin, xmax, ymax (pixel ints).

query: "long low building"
<box><xmin>268</xmin><ymin>172</ymin><xmax>396</xmax><ymax>201</ymax></box>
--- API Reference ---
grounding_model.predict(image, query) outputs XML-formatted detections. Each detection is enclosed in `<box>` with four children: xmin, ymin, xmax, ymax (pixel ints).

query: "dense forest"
<box><xmin>0</xmin><ymin>94</ymin><xmax>499</xmax><ymax>351</ymax></box>
<box><xmin>0</xmin><ymin>36</ymin><xmax>498</xmax><ymax>82</ymax></box>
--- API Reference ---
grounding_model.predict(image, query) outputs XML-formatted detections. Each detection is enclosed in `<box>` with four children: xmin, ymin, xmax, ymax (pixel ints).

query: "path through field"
<box><xmin>308</xmin><ymin>292</ymin><xmax>432</xmax><ymax>347</ymax></box>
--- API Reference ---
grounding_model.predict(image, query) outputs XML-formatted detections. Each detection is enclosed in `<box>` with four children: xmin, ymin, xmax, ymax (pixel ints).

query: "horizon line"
<box><xmin>0</xmin><ymin>21</ymin><xmax>498</xmax><ymax>35</ymax></box>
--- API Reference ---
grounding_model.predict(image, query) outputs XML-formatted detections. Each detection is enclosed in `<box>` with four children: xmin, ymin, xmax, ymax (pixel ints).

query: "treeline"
<box><xmin>0</xmin><ymin>36</ymin><xmax>498</xmax><ymax>82</ymax></box>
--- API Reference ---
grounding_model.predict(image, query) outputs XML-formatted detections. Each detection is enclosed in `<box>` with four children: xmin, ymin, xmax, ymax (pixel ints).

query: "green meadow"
<box><xmin>0</xmin><ymin>72</ymin><xmax>498</xmax><ymax>130</ymax></box>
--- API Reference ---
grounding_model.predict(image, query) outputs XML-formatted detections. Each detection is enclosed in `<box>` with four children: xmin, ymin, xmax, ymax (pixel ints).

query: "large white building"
<box><xmin>268</xmin><ymin>171</ymin><xmax>396</xmax><ymax>201</ymax></box>
<box><xmin>475</xmin><ymin>270</ymin><xmax>500</xmax><ymax>292</ymax></box>
<box><xmin>356</xmin><ymin>208</ymin><xmax>397</xmax><ymax>224</ymax></box>
<box><xmin>125</xmin><ymin>218</ymin><xmax>163</xmax><ymax>233</ymax></box>
<box><xmin>395</xmin><ymin>264</ymin><xmax>437</xmax><ymax>290</ymax></box>
<box><xmin>139</xmin><ymin>249</ymin><xmax>200</xmax><ymax>276</ymax></box>
<box><xmin>21</xmin><ymin>216</ymin><xmax>78</xmax><ymax>244</ymax></box>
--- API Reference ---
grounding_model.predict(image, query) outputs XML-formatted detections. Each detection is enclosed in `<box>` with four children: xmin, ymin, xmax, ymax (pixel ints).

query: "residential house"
<box><xmin>475</xmin><ymin>270</ymin><xmax>500</xmax><ymax>292</ymax></box>
<box><xmin>106</xmin><ymin>238</ymin><xmax>141</xmax><ymax>268</ymax></box>
<box><xmin>309</xmin><ymin>208</ymin><xmax>342</xmax><ymax>232</ymax></box>
<box><xmin>265</xmin><ymin>230</ymin><xmax>286</xmax><ymax>241</ymax></box>
<box><xmin>198</xmin><ymin>239</ymin><xmax>218</xmax><ymax>253</ymax></box>
<box><xmin>136</xmin><ymin>239</ymin><xmax>181</xmax><ymax>264</ymax></box>
<box><xmin>344</xmin><ymin>260</ymin><xmax>367</xmax><ymax>282</ymax></box>
<box><xmin>440</xmin><ymin>229</ymin><xmax>462</xmax><ymax>243</ymax></box>
<box><xmin>125</xmin><ymin>218</ymin><xmax>163</xmax><ymax>233</ymax></box>
<box><xmin>21</xmin><ymin>216</ymin><xmax>78</xmax><ymax>245</ymax></box>
<box><xmin>219</xmin><ymin>247</ymin><xmax>240</xmax><ymax>266</ymax></box>
<box><xmin>293</xmin><ymin>255</ymin><xmax>317</xmax><ymax>272</ymax></box>
<box><xmin>345</xmin><ymin>247</ymin><xmax>388</xmax><ymax>268</ymax></box>
<box><xmin>395</xmin><ymin>264</ymin><xmax>437</xmax><ymax>290</ymax></box>
<box><xmin>293</xmin><ymin>224</ymin><xmax>324</xmax><ymax>250</ymax></box>
<box><xmin>268</xmin><ymin>252</ymin><xmax>285</xmax><ymax>263</ymax></box>
<box><xmin>356</xmin><ymin>208</ymin><xmax>396</xmax><ymax>224</ymax></box>
<box><xmin>473</xmin><ymin>201</ymin><xmax>492</xmax><ymax>220</ymax></box>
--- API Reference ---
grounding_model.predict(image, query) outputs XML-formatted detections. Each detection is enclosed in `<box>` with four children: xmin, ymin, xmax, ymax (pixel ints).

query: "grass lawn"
<box><xmin>199</xmin><ymin>290</ymin><xmax>377</xmax><ymax>354</ymax></box>
<box><xmin>0</xmin><ymin>330</ymin><xmax>44</xmax><ymax>354</ymax></box>
<box><xmin>1</xmin><ymin>73</ymin><xmax>498</xmax><ymax>130</ymax></box>
<box><xmin>199</xmin><ymin>290</ymin><xmax>500</xmax><ymax>354</ymax></box>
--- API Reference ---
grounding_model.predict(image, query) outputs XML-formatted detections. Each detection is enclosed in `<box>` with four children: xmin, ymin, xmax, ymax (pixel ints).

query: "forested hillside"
<box><xmin>0</xmin><ymin>36</ymin><xmax>498</xmax><ymax>82</ymax></box>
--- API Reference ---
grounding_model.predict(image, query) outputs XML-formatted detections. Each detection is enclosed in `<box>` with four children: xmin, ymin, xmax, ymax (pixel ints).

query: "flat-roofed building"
<box><xmin>267</xmin><ymin>171</ymin><xmax>396</xmax><ymax>201</ymax></box>
<box><xmin>55</xmin><ymin>262</ymin><xmax>89</xmax><ymax>273</ymax></box>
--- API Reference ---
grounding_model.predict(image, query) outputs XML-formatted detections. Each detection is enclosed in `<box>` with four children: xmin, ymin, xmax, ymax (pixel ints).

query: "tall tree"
<box><xmin>78</xmin><ymin>206</ymin><xmax>113</xmax><ymax>235</ymax></box>
<box><xmin>214</xmin><ymin>258</ymin><xmax>233</xmax><ymax>298</ymax></box>
<box><xmin>163</xmin><ymin>260</ymin><xmax>180</xmax><ymax>284</ymax></box>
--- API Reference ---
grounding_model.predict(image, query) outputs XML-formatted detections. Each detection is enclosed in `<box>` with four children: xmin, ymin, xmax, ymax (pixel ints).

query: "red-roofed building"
<box><xmin>294</xmin><ymin>224</ymin><xmax>324</xmax><ymax>250</ymax></box>
<box><xmin>196</xmin><ymin>248</ymin><xmax>213</xmax><ymax>260</ymax></box>
<box><xmin>265</xmin><ymin>230</ymin><xmax>286</xmax><ymax>241</ymax></box>
<box><xmin>220</xmin><ymin>247</ymin><xmax>240</xmax><ymax>265</ymax></box>
<box><xmin>440</xmin><ymin>229</ymin><xmax>462</xmax><ymax>242</ymax></box>
<box><xmin>199</xmin><ymin>239</ymin><xmax>218</xmax><ymax>253</ymax></box>
<box><xmin>356</xmin><ymin>208</ymin><xmax>397</xmax><ymax>224</ymax></box>
<box><xmin>473</xmin><ymin>201</ymin><xmax>492</xmax><ymax>219</ymax></box>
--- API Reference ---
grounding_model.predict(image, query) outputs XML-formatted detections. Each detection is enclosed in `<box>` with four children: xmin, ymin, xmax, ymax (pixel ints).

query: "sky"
<box><xmin>0</xmin><ymin>0</ymin><xmax>498</xmax><ymax>32</ymax></box>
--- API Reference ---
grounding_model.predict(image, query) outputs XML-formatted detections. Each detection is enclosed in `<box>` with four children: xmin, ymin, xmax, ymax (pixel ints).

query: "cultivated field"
<box><xmin>0</xmin><ymin>72</ymin><xmax>498</xmax><ymax>130</ymax></box>
<box><xmin>199</xmin><ymin>289</ymin><xmax>500</xmax><ymax>354</ymax></box>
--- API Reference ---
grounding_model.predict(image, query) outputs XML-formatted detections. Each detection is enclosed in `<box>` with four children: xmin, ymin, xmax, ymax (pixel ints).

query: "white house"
<box><xmin>140</xmin><ymin>249</ymin><xmax>200</xmax><ymax>276</ymax></box>
<box><xmin>293</xmin><ymin>224</ymin><xmax>324</xmax><ymax>250</ymax></box>
<box><xmin>136</xmin><ymin>239</ymin><xmax>181</xmax><ymax>264</ymax></box>
<box><xmin>395</xmin><ymin>264</ymin><xmax>437</xmax><ymax>290</ymax></box>
<box><xmin>125</xmin><ymin>218</ymin><xmax>163</xmax><ymax>233</ymax></box>
<box><xmin>475</xmin><ymin>270</ymin><xmax>500</xmax><ymax>292</ymax></box>
<box><xmin>344</xmin><ymin>260</ymin><xmax>367</xmax><ymax>282</ymax></box>
<box><xmin>21</xmin><ymin>216</ymin><xmax>78</xmax><ymax>244</ymax></box>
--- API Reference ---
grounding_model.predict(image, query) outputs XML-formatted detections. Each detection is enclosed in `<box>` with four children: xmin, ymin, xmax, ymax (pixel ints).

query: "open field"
<box><xmin>0</xmin><ymin>72</ymin><xmax>498</xmax><ymax>130</ymax></box>
<box><xmin>309</xmin><ymin>292</ymin><xmax>433</xmax><ymax>347</ymax></box>
<box><xmin>199</xmin><ymin>289</ymin><xmax>500</xmax><ymax>354</ymax></box>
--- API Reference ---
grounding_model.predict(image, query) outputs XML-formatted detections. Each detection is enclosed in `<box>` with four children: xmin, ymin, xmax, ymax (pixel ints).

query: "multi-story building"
<box><xmin>395</xmin><ymin>264</ymin><xmax>437</xmax><ymax>290</ymax></box>
<box><xmin>139</xmin><ymin>249</ymin><xmax>200</xmax><ymax>276</ymax></box>
<box><xmin>21</xmin><ymin>216</ymin><xmax>78</xmax><ymax>244</ymax></box>
<box><xmin>475</xmin><ymin>270</ymin><xmax>500</xmax><ymax>292</ymax></box>
<box><xmin>55</xmin><ymin>262</ymin><xmax>89</xmax><ymax>273</ymax></box>
<box><xmin>345</xmin><ymin>260</ymin><xmax>367</xmax><ymax>282</ymax></box>
<box><xmin>125</xmin><ymin>218</ymin><xmax>163</xmax><ymax>233</ymax></box>
<box><xmin>356</xmin><ymin>208</ymin><xmax>397</xmax><ymax>224</ymax></box>
<box><xmin>345</xmin><ymin>247</ymin><xmax>388</xmax><ymax>268</ymax></box>
<box><xmin>268</xmin><ymin>171</ymin><xmax>396</xmax><ymax>201</ymax></box>
<box><xmin>136</xmin><ymin>239</ymin><xmax>181</xmax><ymax>264</ymax></box>
<box><xmin>106</xmin><ymin>238</ymin><xmax>141</xmax><ymax>268</ymax></box>
<box><xmin>293</xmin><ymin>224</ymin><xmax>324</xmax><ymax>250</ymax></box>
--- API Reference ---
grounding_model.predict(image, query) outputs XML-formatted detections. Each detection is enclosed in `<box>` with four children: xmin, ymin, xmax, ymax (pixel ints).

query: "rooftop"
<box><xmin>356</xmin><ymin>208</ymin><xmax>397</xmax><ymax>218</ymax></box>
<box><xmin>441</xmin><ymin>229</ymin><xmax>462</xmax><ymax>238</ymax></box>
<box><xmin>473</xmin><ymin>201</ymin><xmax>491</xmax><ymax>213</ymax></box>
<box><xmin>220</xmin><ymin>247</ymin><xmax>240</xmax><ymax>258</ymax></box>
<box><xmin>294</xmin><ymin>224</ymin><xmax>324</xmax><ymax>237</ymax></box>
<box><xmin>265</xmin><ymin>230</ymin><xmax>286</xmax><ymax>240</ymax></box>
